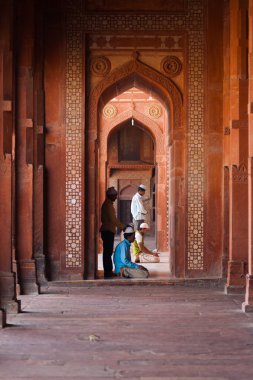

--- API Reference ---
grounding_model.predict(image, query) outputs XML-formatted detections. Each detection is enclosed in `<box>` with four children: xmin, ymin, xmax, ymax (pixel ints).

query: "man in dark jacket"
<box><xmin>100</xmin><ymin>187</ymin><xmax>124</xmax><ymax>278</ymax></box>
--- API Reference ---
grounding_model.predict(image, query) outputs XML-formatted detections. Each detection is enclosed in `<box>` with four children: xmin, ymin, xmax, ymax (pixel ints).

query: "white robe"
<box><xmin>131</xmin><ymin>192</ymin><xmax>147</xmax><ymax>221</ymax></box>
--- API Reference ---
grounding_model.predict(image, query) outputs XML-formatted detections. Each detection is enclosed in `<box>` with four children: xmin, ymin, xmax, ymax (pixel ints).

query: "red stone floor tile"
<box><xmin>0</xmin><ymin>285</ymin><xmax>253</xmax><ymax>379</ymax></box>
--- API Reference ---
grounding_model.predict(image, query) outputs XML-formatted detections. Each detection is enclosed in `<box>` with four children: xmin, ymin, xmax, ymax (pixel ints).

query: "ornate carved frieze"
<box><xmin>83</xmin><ymin>1</ymin><xmax>203</xmax><ymax>32</ymax></box>
<box><xmin>85</xmin><ymin>0</ymin><xmax>188</xmax><ymax>13</ymax></box>
<box><xmin>88</xmin><ymin>35</ymin><xmax>184</xmax><ymax>50</ymax></box>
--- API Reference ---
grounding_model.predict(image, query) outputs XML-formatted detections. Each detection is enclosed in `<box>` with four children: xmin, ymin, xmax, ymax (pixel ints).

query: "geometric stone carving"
<box><xmin>90</xmin><ymin>56</ymin><xmax>111</xmax><ymax>77</ymax></box>
<box><xmin>161</xmin><ymin>55</ymin><xmax>182</xmax><ymax>77</ymax></box>
<box><xmin>232</xmin><ymin>164</ymin><xmax>248</xmax><ymax>183</ymax></box>
<box><xmin>187</xmin><ymin>29</ymin><xmax>205</xmax><ymax>271</ymax></box>
<box><xmin>103</xmin><ymin>104</ymin><xmax>118</xmax><ymax>119</ymax></box>
<box><xmin>147</xmin><ymin>103</ymin><xmax>162</xmax><ymax>119</ymax></box>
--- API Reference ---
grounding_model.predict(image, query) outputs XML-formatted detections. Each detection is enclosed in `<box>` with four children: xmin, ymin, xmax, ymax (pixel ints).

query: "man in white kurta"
<box><xmin>131</xmin><ymin>184</ymin><xmax>147</xmax><ymax>230</ymax></box>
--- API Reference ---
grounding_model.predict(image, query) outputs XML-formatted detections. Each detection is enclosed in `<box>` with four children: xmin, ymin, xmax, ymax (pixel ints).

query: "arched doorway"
<box><xmin>85</xmin><ymin>57</ymin><xmax>184</xmax><ymax>279</ymax></box>
<box><xmin>106</xmin><ymin>119</ymin><xmax>156</xmax><ymax>236</ymax></box>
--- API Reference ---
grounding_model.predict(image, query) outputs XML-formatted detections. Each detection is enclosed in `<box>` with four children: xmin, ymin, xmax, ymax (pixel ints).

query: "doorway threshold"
<box><xmin>46</xmin><ymin>277</ymin><xmax>225</xmax><ymax>288</ymax></box>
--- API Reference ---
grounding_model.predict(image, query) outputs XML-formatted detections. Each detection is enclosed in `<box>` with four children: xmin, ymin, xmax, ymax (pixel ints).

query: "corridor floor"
<box><xmin>1</xmin><ymin>283</ymin><xmax>253</xmax><ymax>380</ymax></box>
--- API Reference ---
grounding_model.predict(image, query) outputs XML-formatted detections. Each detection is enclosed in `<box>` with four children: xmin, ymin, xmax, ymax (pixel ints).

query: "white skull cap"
<box><xmin>124</xmin><ymin>225</ymin><xmax>135</xmax><ymax>233</ymax></box>
<box><xmin>106</xmin><ymin>186</ymin><xmax>118</xmax><ymax>196</ymax></box>
<box><xmin>140</xmin><ymin>222</ymin><xmax>149</xmax><ymax>229</ymax></box>
<box><xmin>139</xmin><ymin>184</ymin><xmax>146</xmax><ymax>190</ymax></box>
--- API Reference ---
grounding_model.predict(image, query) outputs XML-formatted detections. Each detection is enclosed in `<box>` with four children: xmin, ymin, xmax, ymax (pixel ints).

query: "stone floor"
<box><xmin>1</xmin><ymin>283</ymin><xmax>253</xmax><ymax>380</ymax></box>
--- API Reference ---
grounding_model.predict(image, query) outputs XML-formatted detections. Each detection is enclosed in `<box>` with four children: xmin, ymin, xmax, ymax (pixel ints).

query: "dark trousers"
<box><xmin>101</xmin><ymin>231</ymin><xmax>115</xmax><ymax>276</ymax></box>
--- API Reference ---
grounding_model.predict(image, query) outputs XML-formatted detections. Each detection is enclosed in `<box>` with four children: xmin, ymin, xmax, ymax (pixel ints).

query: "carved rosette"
<box><xmin>103</xmin><ymin>104</ymin><xmax>118</xmax><ymax>119</ymax></box>
<box><xmin>90</xmin><ymin>56</ymin><xmax>111</xmax><ymax>77</ymax></box>
<box><xmin>161</xmin><ymin>55</ymin><xmax>182</xmax><ymax>77</ymax></box>
<box><xmin>147</xmin><ymin>103</ymin><xmax>162</xmax><ymax>119</ymax></box>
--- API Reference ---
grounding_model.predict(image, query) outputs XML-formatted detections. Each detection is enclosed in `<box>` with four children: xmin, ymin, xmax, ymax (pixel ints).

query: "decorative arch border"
<box><xmin>85</xmin><ymin>57</ymin><xmax>185</xmax><ymax>276</ymax></box>
<box><xmin>64</xmin><ymin>0</ymin><xmax>206</xmax><ymax>277</ymax></box>
<box><xmin>89</xmin><ymin>57</ymin><xmax>183</xmax><ymax>140</ymax></box>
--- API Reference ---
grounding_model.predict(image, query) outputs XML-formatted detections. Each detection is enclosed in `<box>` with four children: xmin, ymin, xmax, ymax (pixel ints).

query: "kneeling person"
<box><xmin>113</xmin><ymin>225</ymin><xmax>149</xmax><ymax>279</ymax></box>
<box><xmin>133</xmin><ymin>222</ymin><xmax>160</xmax><ymax>263</ymax></box>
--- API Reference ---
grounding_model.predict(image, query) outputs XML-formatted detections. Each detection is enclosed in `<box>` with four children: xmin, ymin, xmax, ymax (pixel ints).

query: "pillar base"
<box><xmin>34</xmin><ymin>255</ymin><xmax>48</xmax><ymax>287</ymax></box>
<box><xmin>21</xmin><ymin>282</ymin><xmax>40</xmax><ymax>295</ymax></box>
<box><xmin>242</xmin><ymin>302</ymin><xmax>253</xmax><ymax>312</ymax></box>
<box><xmin>242</xmin><ymin>274</ymin><xmax>253</xmax><ymax>312</ymax></box>
<box><xmin>18</xmin><ymin>259</ymin><xmax>40</xmax><ymax>295</ymax></box>
<box><xmin>0</xmin><ymin>310</ymin><xmax>6</xmax><ymax>328</ymax></box>
<box><xmin>0</xmin><ymin>272</ymin><xmax>20</xmax><ymax>313</ymax></box>
<box><xmin>1</xmin><ymin>299</ymin><xmax>21</xmax><ymax>314</ymax></box>
<box><xmin>226</xmin><ymin>260</ymin><xmax>247</xmax><ymax>289</ymax></box>
<box><xmin>224</xmin><ymin>284</ymin><xmax>245</xmax><ymax>295</ymax></box>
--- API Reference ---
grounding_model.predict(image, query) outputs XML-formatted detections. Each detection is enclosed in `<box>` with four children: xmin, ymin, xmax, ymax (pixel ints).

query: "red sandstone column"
<box><xmin>15</xmin><ymin>0</ymin><xmax>39</xmax><ymax>294</ymax></box>
<box><xmin>225</xmin><ymin>0</ymin><xmax>249</xmax><ymax>294</ymax></box>
<box><xmin>0</xmin><ymin>0</ymin><xmax>21</xmax><ymax>323</ymax></box>
<box><xmin>243</xmin><ymin>0</ymin><xmax>253</xmax><ymax>311</ymax></box>
<box><xmin>32</xmin><ymin>2</ymin><xmax>47</xmax><ymax>287</ymax></box>
<box><xmin>222</xmin><ymin>167</ymin><xmax>229</xmax><ymax>277</ymax></box>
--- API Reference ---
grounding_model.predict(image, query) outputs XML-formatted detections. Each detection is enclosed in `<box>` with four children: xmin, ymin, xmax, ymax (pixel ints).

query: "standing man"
<box><xmin>113</xmin><ymin>224</ymin><xmax>149</xmax><ymax>279</ymax></box>
<box><xmin>100</xmin><ymin>187</ymin><xmax>124</xmax><ymax>279</ymax></box>
<box><xmin>131</xmin><ymin>184</ymin><xmax>147</xmax><ymax>231</ymax></box>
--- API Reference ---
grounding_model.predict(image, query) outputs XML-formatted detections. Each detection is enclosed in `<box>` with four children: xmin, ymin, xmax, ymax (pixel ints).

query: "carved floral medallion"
<box><xmin>161</xmin><ymin>55</ymin><xmax>182</xmax><ymax>77</ymax></box>
<box><xmin>90</xmin><ymin>56</ymin><xmax>111</xmax><ymax>77</ymax></box>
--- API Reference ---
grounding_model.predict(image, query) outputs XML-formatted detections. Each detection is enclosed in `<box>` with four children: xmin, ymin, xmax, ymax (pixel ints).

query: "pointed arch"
<box><xmin>88</xmin><ymin>58</ymin><xmax>183</xmax><ymax>141</ymax></box>
<box><xmin>100</xmin><ymin>109</ymin><xmax>164</xmax><ymax>158</ymax></box>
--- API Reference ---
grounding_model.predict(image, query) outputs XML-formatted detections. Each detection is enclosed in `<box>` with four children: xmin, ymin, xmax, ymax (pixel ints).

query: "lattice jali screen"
<box><xmin>65</xmin><ymin>3</ymin><xmax>83</xmax><ymax>268</ymax></box>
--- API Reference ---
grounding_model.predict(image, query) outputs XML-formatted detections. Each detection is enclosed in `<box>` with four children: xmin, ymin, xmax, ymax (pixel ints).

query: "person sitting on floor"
<box><xmin>133</xmin><ymin>222</ymin><xmax>160</xmax><ymax>263</ymax></box>
<box><xmin>113</xmin><ymin>224</ymin><xmax>149</xmax><ymax>279</ymax></box>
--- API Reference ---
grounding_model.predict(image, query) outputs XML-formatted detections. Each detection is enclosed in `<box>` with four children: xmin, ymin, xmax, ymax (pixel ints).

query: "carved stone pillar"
<box><xmin>225</xmin><ymin>164</ymin><xmax>248</xmax><ymax>294</ymax></box>
<box><xmin>225</xmin><ymin>0</ymin><xmax>249</xmax><ymax>294</ymax></box>
<box><xmin>0</xmin><ymin>0</ymin><xmax>21</xmax><ymax>321</ymax></box>
<box><xmin>243</xmin><ymin>0</ymin><xmax>253</xmax><ymax>311</ymax></box>
<box><xmin>222</xmin><ymin>166</ymin><xmax>230</xmax><ymax>277</ymax></box>
<box><xmin>15</xmin><ymin>0</ymin><xmax>39</xmax><ymax>294</ymax></box>
<box><xmin>32</xmin><ymin>1</ymin><xmax>47</xmax><ymax>287</ymax></box>
<box><xmin>243</xmin><ymin>160</ymin><xmax>253</xmax><ymax>309</ymax></box>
